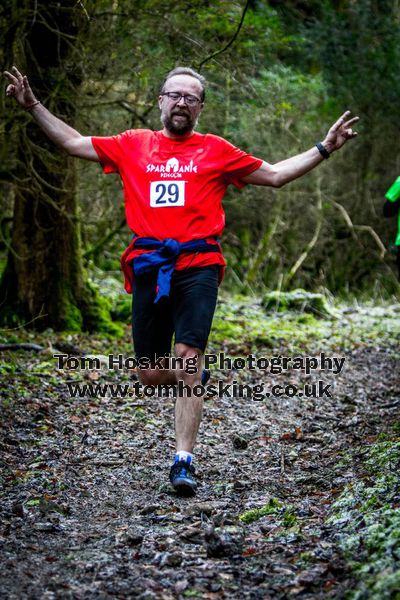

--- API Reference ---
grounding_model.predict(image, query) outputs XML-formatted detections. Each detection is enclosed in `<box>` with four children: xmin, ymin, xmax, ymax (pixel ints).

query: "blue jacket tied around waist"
<box><xmin>132</xmin><ymin>237</ymin><xmax>220</xmax><ymax>303</ymax></box>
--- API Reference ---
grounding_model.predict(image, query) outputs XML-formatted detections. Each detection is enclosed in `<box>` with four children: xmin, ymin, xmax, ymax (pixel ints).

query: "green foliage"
<box><xmin>2</xmin><ymin>0</ymin><xmax>400</xmax><ymax>329</ymax></box>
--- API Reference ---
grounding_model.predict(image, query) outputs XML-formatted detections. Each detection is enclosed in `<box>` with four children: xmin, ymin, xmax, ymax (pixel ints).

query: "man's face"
<box><xmin>159</xmin><ymin>74</ymin><xmax>204</xmax><ymax>136</ymax></box>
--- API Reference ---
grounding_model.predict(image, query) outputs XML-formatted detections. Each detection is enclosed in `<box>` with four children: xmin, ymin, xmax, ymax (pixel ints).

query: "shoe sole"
<box><xmin>172</xmin><ymin>479</ymin><xmax>197</xmax><ymax>497</ymax></box>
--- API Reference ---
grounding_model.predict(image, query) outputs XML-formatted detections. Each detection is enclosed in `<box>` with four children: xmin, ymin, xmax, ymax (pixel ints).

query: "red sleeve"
<box><xmin>91</xmin><ymin>131</ymin><xmax>130</xmax><ymax>174</ymax></box>
<box><xmin>216</xmin><ymin>137</ymin><xmax>264</xmax><ymax>189</ymax></box>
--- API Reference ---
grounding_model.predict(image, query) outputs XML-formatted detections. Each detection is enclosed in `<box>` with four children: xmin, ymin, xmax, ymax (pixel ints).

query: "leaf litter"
<box><xmin>0</xmin><ymin>298</ymin><xmax>399</xmax><ymax>599</ymax></box>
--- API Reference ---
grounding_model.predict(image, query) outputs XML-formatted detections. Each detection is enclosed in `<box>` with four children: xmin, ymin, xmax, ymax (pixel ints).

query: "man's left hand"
<box><xmin>322</xmin><ymin>110</ymin><xmax>359</xmax><ymax>154</ymax></box>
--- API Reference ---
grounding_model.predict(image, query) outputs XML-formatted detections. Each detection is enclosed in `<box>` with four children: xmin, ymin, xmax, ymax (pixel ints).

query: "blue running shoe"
<box><xmin>201</xmin><ymin>369</ymin><xmax>210</xmax><ymax>385</ymax></box>
<box><xmin>169</xmin><ymin>459</ymin><xmax>197</xmax><ymax>496</ymax></box>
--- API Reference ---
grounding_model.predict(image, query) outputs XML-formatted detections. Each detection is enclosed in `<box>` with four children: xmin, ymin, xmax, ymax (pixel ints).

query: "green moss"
<box><xmin>282</xmin><ymin>508</ymin><xmax>298</xmax><ymax>527</ymax></box>
<box><xmin>111</xmin><ymin>296</ymin><xmax>131</xmax><ymax>321</ymax></box>
<box><xmin>79</xmin><ymin>280</ymin><xmax>124</xmax><ymax>336</ymax></box>
<box><xmin>208</xmin><ymin>295</ymin><xmax>400</xmax><ymax>354</ymax></box>
<box><xmin>327</xmin><ymin>437</ymin><xmax>400</xmax><ymax>599</ymax></box>
<box><xmin>209</xmin><ymin>296</ymin><xmax>326</xmax><ymax>351</ymax></box>
<box><xmin>61</xmin><ymin>298</ymin><xmax>83</xmax><ymax>332</ymax></box>
<box><xmin>239</xmin><ymin>498</ymin><xmax>283</xmax><ymax>523</ymax></box>
<box><xmin>262</xmin><ymin>288</ymin><xmax>338</xmax><ymax>318</ymax></box>
<box><xmin>210</xmin><ymin>318</ymin><xmax>246</xmax><ymax>343</ymax></box>
<box><xmin>366</xmin><ymin>440</ymin><xmax>400</xmax><ymax>470</ymax></box>
<box><xmin>0</xmin><ymin>363</ymin><xmax>17</xmax><ymax>375</ymax></box>
<box><xmin>295</xmin><ymin>551</ymin><xmax>316</xmax><ymax>568</ymax></box>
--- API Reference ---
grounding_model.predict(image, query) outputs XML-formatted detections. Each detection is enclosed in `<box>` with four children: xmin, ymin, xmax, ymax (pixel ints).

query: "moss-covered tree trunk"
<box><xmin>0</xmin><ymin>1</ymin><xmax>111</xmax><ymax>331</ymax></box>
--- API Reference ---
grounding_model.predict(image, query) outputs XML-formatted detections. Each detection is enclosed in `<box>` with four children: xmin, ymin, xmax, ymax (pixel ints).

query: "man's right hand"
<box><xmin>4</xmin><ymin>65</ymin><xmax>99</xmax><ymax>162</ymax></box>
<box><xmin>4</xmin><ymin>66</ymin><xmax>38</xmax><ymax>109</ymax></box>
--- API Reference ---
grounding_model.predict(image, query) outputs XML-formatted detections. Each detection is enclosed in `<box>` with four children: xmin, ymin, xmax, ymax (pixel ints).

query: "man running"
<box><xmin>4</xmin><ymin>65</ymin><xmax>359</xmax><ymax>496</ymax></box>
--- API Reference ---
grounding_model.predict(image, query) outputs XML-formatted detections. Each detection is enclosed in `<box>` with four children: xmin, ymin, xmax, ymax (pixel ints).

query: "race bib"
<box><xmin>150</xmin><ymin>181</ymin><xmax>185</xmax><ymax>207</ymax></box>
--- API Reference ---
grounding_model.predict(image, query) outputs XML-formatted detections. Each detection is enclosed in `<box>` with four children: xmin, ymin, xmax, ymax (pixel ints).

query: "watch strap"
<box><xmin>316</xmin><ymin>142</ymin><xmax>330</xmax><ymax>159</ymax></box>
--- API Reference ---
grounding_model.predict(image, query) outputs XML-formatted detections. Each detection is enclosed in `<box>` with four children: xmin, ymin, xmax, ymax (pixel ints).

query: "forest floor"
<box><xmin>1</xmin><ymin>294</ymin><xmax>400</xmax><ymax>600</ymax></box>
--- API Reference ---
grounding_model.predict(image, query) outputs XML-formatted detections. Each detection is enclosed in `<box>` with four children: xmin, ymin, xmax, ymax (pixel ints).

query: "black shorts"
<box><xmin>132</xmin><ymin>265</ymin><xmax>219</xmax><ymax>360</ymax></box>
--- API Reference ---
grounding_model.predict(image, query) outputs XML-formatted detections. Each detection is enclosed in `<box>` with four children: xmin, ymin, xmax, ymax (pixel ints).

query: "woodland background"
<box><xmin>1</xmin><ymin>0</ymin><xmax>400</xmax><ymax>331</ymax></box>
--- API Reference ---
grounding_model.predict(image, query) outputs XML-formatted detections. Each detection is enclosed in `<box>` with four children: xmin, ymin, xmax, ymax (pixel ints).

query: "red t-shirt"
<box><xmin>91</xmin><ymin>129</ymin><xmax>263</xmax><ymax>292</ymax></box>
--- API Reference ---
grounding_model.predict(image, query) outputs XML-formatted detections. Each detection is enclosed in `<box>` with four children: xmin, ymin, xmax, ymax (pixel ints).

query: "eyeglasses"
<box><xmin>161</xmin><ymin>92</ymin><xmax>202</xmax><ymax>106</ymax></box>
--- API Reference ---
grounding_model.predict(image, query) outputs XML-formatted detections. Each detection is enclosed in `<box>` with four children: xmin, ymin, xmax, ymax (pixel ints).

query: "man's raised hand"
<box><xmin>322</xmin><ymin>111</ymin><xmax>359</xmax><ymax>154</ymax></box>
<box><xmin>4</xmin><ymin>66</ymin><xmax>38</xmax><ymax>109</ymax></box>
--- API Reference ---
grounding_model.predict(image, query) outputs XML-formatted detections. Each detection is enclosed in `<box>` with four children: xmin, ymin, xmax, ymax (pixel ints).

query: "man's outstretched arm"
<box><xmin>242</xmin><ymin>111</ymin><xmax>359</xmax><ymax>188</ymax></box>
<box><xmin>4</xmin><ymin>66</ymin><xmax>98</xmax><ymax>161</ymax></box>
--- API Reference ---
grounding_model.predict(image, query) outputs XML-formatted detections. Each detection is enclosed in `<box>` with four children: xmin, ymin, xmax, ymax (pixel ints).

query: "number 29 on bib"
<box><xmin>150</xmin><ymin>181</ymin><xmax>186</xmax><ymax>207</ymax></box>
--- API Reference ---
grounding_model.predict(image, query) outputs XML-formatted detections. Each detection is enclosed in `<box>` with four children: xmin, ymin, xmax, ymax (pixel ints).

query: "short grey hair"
<box><xmin>161</xmin><ymin>67</ymin><xmax>206</xmax><ymax>102</ymax></box>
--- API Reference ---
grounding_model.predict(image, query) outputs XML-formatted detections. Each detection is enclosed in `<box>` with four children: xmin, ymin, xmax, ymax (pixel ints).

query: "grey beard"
<box><xmin>161</xmin><ymin>113</ymin><xmax>198</xmax><ymax>136</ymax></box>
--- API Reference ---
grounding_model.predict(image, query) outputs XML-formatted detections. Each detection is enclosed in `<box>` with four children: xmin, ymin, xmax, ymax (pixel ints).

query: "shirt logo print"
<box><xmin>146</xmin><ymin>157</ymin><xmax>198</xmax><ymax>178</ymax></box>
<box><xmin>166</xmin><ymin>157</ymin><xmax>179</xmax><ymax>172</ymax></box>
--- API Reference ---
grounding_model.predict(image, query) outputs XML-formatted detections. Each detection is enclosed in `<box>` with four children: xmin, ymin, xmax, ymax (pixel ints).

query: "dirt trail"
<box><xmin>0</xmin><ymin>343</ymin><xmax>399</xmax><ymax>599</ymax></box>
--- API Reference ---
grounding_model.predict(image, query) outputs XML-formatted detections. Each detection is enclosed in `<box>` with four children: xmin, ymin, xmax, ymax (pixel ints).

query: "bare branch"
<box><xmin>118</xmin><ymin>100</ymin><xmax>154</xmax><ymax>126</ymax></box>
<box><xmin>284</xmin><ymin>179</ymin><xmax>323</xmax><ymax>288</ymax></box>
<box><xmin>331</xmin><ymin>200</ymin><xmax>386</xmax><ymax>258</ymax></box>
<box><xmin>83</xmin><ymin>217</ymin><xmax>126</xmax><ymax>259</ymax></box>
<box><xmin>0</xmin><ymin>306</ymin><xmax>48</xmax><ymax>331</ymax></box>
<box><xmin>75</xmin><ymin>0</ymin><xmax>91</xmax><ymax>22</ymax></box>
<box><xmin>197</xmin><ymin>0</ymin><xmax>252</xmax><ymax>70</ymax></box>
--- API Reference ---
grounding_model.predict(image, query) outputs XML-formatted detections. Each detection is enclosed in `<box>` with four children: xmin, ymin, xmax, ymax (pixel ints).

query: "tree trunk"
<box><xmin>0</xmin><ymin>1</ymin><xmax>113</xmax><ymax>332</ymax></box>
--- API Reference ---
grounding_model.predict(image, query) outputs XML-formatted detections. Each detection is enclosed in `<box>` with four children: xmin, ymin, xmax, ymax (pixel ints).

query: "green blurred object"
<box><xmin>385</xmin><ymin>176</ymin><xmax>400</xmax><ymax>202</ymax></box>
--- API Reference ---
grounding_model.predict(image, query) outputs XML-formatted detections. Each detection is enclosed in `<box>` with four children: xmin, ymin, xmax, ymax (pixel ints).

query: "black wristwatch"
<box><xmin>316</xmin><ymin>142</ymin><xmax>330</xmax><ymax>159</ymax></box>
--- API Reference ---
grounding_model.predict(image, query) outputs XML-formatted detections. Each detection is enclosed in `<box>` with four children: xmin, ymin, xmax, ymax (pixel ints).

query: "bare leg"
<box><xmin>137</xmin><ymin>345</ymin><xmax>204</xmax><ymax>453</ymax></box>
<box><xmin>137</xmin><ymin>356</ymin><xmax>177</xmax><ymax>385</ymax></box>
<box><xmin>174</xmin><ymin>343</ymin><xmax>203</xmax><ymax>453</ymax></box>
